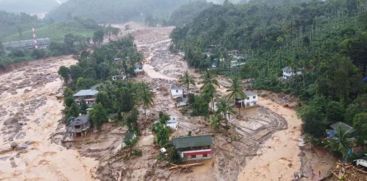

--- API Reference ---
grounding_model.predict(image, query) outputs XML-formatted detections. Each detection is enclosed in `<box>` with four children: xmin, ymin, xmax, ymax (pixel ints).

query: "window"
<box><xmin>191</xmin><ymin>155</ymin><xmax>196</xmax><ymax>159</ymax></box>
<box><xmin>253</xmin><ymin>96</ymin><xmax>256</xmax><ymax>99</ymax></box>
<box><xmin>203</xmin><ymin>154</ymin><xmax>208</xmax><ymax>157</ymax></box>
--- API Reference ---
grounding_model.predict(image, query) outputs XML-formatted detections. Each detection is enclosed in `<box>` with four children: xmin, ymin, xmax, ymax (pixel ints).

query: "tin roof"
<box><xmin>73</xmin><ymin>89</ymin><xmax>99</xmax><ymax>97</ymax></box>
<box><xmin>172</xmin><ymin>135</ymin><xmax>212</xmax><ymax>149</ymax></box>
<box><xmin>330</xmin><ymin>122</ymin><xmax>354</xmax><ymax>133</ymax></box>
<box><xmin>68</xmin><ymin>115</ymin><xmax>90</xmax><ymax>127</ymax></box>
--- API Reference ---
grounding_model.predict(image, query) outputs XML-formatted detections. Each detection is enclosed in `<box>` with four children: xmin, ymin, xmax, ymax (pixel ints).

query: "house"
<box><xmin>282</xmin><ymin>66</ymin><xmax>302</xmax><ymax>80</ymax></box>
<box><xmin>166</xmin><ymin>117</ymin><xmax>178</xmax><ymax>130</ymax></box>
<box><xmin>67</xmin><ymin>115</ymin><xmax>91</xmax><ymax>137</ymax></box>
<box><xmin>326</xmin><ymin>122</ymin><xmax>355</xmax><ymax>138</ymax></box>
<box><xmin>170</xmin><ymin>85</ymin><xmax>184</xmax><ymax>99</ymax></box>
<box><xmin>235</xmin><ymin>91</ymin><xmax>258</xmax><ymax>108</ymax></box>
<box><xmin>172</xmin><ymin>135</ymin><xmax>213</xmax><ymax>161</ymax></box>
<box><xmin>134</xmin><ymin>63</ymin><xmax>144</xmax><ymax>74</ymax></box>
<box><xmin>73</xmin><ymin>89</ymin><xmax>99</xmax><ymax>106</ymax></box>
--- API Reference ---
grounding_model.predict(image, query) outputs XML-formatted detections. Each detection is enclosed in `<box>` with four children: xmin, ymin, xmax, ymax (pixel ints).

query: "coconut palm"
<box><xmin>179</xmin><ymin>71</ymin><xmax>195</xmax><ymax>93</ymax></box>
<box><xmin>201</xmin><ymin>70</ymin><xmax>219</xmax><ymax>110</ymax></box>
<box><xmin>227</xmin><ymin>77</ymin><xmax>246</xmax><ymax>115</ymax></box>
<box><xmin>216</xmin><ymin>98</ymin><xmax>235</xmax><ymax>123</ymax></box>
<box><xmin>209</xmin><ymin>113</ymin><xmax>221</xmax><ymax>130</ymax></box>
<box><xmin>326</xmin><ymin>127</ymin><xmax>354</xmax><ymax>161</ymax></box>
<box><xmin>139</xmin><ymin>83</ymin><xmax>154</xmax><ymax>119</ymax></box>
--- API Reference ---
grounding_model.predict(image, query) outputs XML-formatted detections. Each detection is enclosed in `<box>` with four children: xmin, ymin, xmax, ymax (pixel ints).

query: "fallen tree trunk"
<box><xmin>169</xmin><ymin>162</ymin><xmax>204</xmax><ymax>170</ymax></box>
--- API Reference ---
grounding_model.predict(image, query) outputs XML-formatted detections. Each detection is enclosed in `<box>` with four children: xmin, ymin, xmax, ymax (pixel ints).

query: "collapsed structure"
<box><xmin>67</xmin><ymin>115</ymin><xmax>91</xmax><ymax>137</ymax></box>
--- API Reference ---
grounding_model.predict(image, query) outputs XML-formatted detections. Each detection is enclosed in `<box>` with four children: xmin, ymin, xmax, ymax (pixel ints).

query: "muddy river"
<box><xmin>0</xmin><ymin>56</ymin><xmax>97</xmax><ymax>180</ymax></box>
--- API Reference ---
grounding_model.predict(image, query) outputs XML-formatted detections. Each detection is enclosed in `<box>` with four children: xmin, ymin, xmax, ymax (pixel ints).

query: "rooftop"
<box><xmin>172</xmin><ymin>135</ymin><xmax>212</xmax><ymax>149</ymax></box>
<box><xmin>330</xmin><ymin>122</ymin><xmax>354</xmax><ymax>133</ymax></box>
<box><xmin>171</xmin><ymin>84</ymin><xmax>183</xmax><ymax>90</ymax></box>
<box><xmin>245</xmin><ymin>91</ymin><xmax>257</xmax><ymax>97</ymax></box>
<box><xmin>69</xmin><ymin>115</ymin><xmax>90</xmax><ymax>126</ymax></box>
<box><xmin>73</xmin><ymin>89</ymin><xmax>99</xmax><ymax>97</ymax></box>
<box><xmin>282</xmin><ymin>66</ymin><xmax>294</xmax><ymax>73</ymax></box>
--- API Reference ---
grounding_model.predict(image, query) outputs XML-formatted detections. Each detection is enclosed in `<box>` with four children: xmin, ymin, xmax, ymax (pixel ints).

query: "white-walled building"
<box><xmin>282</xmin><ymin>67</ymin><xmax>302</xmax><ymax>80</ymax></box>
<box><xmin>170</xmin><ymin>85</ymin><xmax>184</xmax><ymax>99</ymax></box>
<box><xmin>235</xmin><ymin>91</ymin><xmax>258</xmax><ymax>108</ymax></box>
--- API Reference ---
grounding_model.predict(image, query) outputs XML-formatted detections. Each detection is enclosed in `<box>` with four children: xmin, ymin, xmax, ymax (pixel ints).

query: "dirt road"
<box><xmin>0</xmin><ymin>56</ymin><xmax>97</xmax><ymax>181</ymax></box>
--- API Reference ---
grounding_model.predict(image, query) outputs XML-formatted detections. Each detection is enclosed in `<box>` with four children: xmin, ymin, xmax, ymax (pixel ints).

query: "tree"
<box><xmin>201</xmin><ymin>70</ymin><xmax>218</xmax><ymax>109</ymax></box>
<box><xmin>58</xmin><ymin>66</ymin><xmax>70</xmax><ymax>83</ymax></box>
<box><xmin>93</xmin><ymin>30</ymin><xmax>104</xmax><ymax>46</ymax></box>
<box><xmin>352</xmin><ymin>112</ymin><xmax>367</xmax><ymax>143</ymax></box>
<box><xmin>67</xmin><ymin>102</ymin><xmax>80</xmax><ymax>118</ymax></box>
<box><xmin>179</xmin><ymin>71</ymin><xmax>195</xmax><ymax>93</ymax></box>
<box><xmin>227</xmin><ymin>77</ymin><xmax>245</xmax><ymax>115</ymax></box>
<box><xmin>326</xmin><ymin>127</ymin><xmax>354</xmax><ymax>161</ymax></box>
<box><xmin>216</xmin><ymin>98</ymin><xmax>234</xmax><ymax>123</ymax></box>
<box><xmin>139</xmin><ymin>83</ymin><xmax>154</xmax><ymax>119</ymax></box>
<box><xmin>209</xmin><ymin>113</ymin><xmax>221</xmax><ymax>130</ymax></box>
<box><xmin>153</xmin><ymin>121</ymin><xmax>170</xmax><ymax>147</ymax></box>
<box><xmin>90</xmin><ymin>103</ymin><xmax>108</xmax><ymax>130</ymax></box>
<box><xmin>80</xmin><ymin>100</ymin><xmax>88</xmax><ymax>114</ymax></box>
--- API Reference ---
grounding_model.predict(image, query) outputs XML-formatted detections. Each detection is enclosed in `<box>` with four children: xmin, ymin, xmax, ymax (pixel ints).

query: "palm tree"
<box><xmin>179</xmin><ymin>71</ymin><xmax>195</xmax><ymax>93</ymax></box>
<box><xmin>326</xmin><ymin>127</ymin><xmax>354</xmax><ymax>161</ymax></box>
<box><xmin>201</xmin><ymin>70</ymin><xmax>219</xmax><ymax>109</ymax></box>
<box><xmin>216</xmin><ymin>99</ymin><xmax>235</xmax><ymax>123</ymax></box>
<box><xmin>227</xmin><ymin>77</ymin><xmax>246</xmax><ymax>115</ymax></box>
<box><xmin>209</xmin><ymin>113</ymin><xmax>221</xmax><ymax>130</ymax></box>
<box><xmin>139</xmin><ymin>83</ymin><xmax>154</xmax><ymax>119</ymax></box>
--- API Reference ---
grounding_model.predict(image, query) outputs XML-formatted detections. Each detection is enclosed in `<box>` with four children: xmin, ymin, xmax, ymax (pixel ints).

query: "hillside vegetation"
<box><xmin>47</xmin><ymin>0</ymin><xmax>198</xmax><ymax>23</ymax></box>
<box><xmin>171</xmin><ymin>0</ymin><xmax>367</xmax><ymax>160</ymax></box>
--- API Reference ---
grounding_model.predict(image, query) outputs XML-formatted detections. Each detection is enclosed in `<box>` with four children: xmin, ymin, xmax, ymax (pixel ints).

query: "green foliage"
<box><xmin>190</xmin><ymin>95</ymin><xmax>209</xmax><ymax>116</ymax></box>
<box><xmin>90</xmin><ymin>103</ymin><xmax>108</xmax><ymax>130</ymax></box>
<box><xmin>166</xmin><ymin>144</ymin><xmax>182</xmax><ymax>164</ymax></box>
<box><xmin>67</xmin><ymin>102</ymin><xmax>80</xmax><ymax>118</ymax></box>
<box><xmin>325</xmin><ymin>127</ymin><xmax>354</xmax><ymax>161</ymax></box>
<box><xmin>179</xmin><ymin>71</ymin><xmax>195</xmax><ymax>92</ymax></box>
<box><xmin>58</xmin><ymin>66</ymin><xmax>70</xmax><ymax>83</ymax></box>
<box><xmin>153</xmin><ymin>120</ymin><xmax>170</xmax><ymax>147</ymax></box>
<box><xmin>209</xmin><ymin>113</ymin><xmax>221</xmax><ymax>130</ymax></box>
<box><xmin>137</xmin><ymin>82</ymin><xmax>154</xmax><ymax>118</ymax></box>
<box><xmin>352</xmin><ymin>112</ymin><xmax>367</xmax><ymax>142</ymax></box>
<box><xmin>93</xmin><ymin>30</ymin><xmax>104</xmax><ymax>46</ymax></box>
<box><xmin>125</xmin><ymin>108</ymin><xmax>139</xmax><ymax>133</ymax></box>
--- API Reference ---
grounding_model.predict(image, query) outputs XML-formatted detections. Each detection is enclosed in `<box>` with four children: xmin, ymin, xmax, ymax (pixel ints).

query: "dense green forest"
<box><xmin>171</xmin><ymin>0</ymin><xmax>367</xmax><ymax>160</ymax></box>
<box><xmin>47</xmin><ymin>0</ymin><xmax>200</xmax><ymax>24</ymax></box>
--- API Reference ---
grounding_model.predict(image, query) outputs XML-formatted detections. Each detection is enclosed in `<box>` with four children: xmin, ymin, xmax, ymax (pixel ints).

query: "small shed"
<box><xmin>282</xmin><ymin>66</ymin><xmax>302</xmax><ymax>80</ymax></box>
<box><xmin>172</xmin><ymin>135</ymin><xmax>213</xmax><ymax>161</ymax></box>
<box><xmin>67</xmin><ymin>115</ymin><xmax>91</xmax><ymax>137</ymax></box>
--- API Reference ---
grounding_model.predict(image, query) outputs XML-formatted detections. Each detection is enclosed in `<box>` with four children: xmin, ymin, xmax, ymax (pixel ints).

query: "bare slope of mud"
<box><xmin>0</xmin><ymin>56</ymin><xmax>97</xmax><ymax>181</ymax></box>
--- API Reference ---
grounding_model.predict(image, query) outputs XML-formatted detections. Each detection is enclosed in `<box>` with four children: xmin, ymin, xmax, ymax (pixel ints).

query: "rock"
<box><xmin>10</xmin><ymin>142</ymin><xmax>18</xmax><ymax>149</ymax></box>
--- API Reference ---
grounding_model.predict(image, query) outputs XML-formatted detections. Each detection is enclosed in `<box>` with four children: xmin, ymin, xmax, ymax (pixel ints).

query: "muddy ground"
<box><xmin>0</xmin><ymin>56</ymin><xmax>97</xmax><ymax>180</ymax></box>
